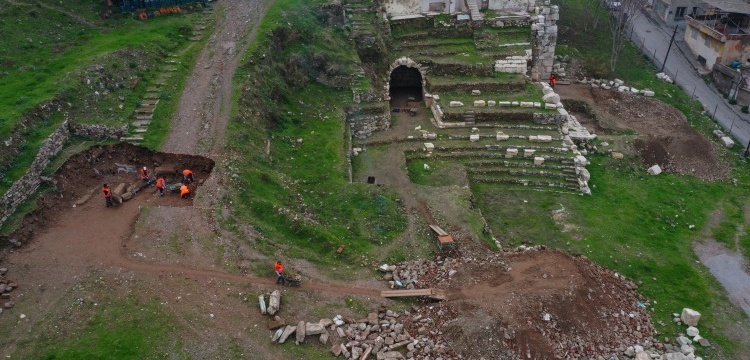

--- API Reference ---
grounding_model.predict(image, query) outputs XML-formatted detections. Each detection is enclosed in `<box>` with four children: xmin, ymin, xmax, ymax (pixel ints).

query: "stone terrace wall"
<box><xmin>0</xmin><ymin>121</ymin><xmax>127</xmax><ymax>228</ymax></box>
<box><xmin>428</xmin><ymin>81</ymin><xmax>526</xmax><ymax>93</ymax></box>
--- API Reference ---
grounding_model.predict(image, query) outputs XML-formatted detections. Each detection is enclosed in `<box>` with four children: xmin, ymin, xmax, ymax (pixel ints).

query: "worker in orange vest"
<box><xmin>140</xmin><ymin>166</ymin><xmax>153</xmax><ymax>186</ymax></box>
<box><xmin>102</xmin><ymin>183</ymin><xmax>114</xmax><ymax>208</ymax></box>
<box><xmin>155</xmin><ymin>177</ymin><xmax>166</xmax><ymax>196</ymax></box>
<box><xmin>274</xmin><ymin>260</ymin><xmax>285</xmax><ymax>285</ymax></box>
<box><xmin>182</xmin><ymin>169</ymin><xmax>194</xmax><ymax>184</ymax></box>
<box><xmin>180</xmin><ymin>184</ymin><xmax>190</xmax><ymax>199</ymax></box>
<box><xmin>549</xmin><ymin>73</ymin><xmax>557</xmax><ymax>88</ymax></box>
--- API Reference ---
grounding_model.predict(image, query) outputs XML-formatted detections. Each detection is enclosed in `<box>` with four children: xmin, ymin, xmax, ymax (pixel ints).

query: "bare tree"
<box><xmin>582</xmin><ymin>0</ymin><xmax>604</xmax><ymax>31</ymax></box>
<box><xmin>609</xmin><ymin>0</ymin><xmax>645</xmax><ymax>73</ymax></box>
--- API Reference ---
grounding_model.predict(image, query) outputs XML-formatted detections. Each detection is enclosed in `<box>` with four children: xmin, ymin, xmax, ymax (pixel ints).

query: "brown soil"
<box><xmin>0</xmin><ymin>6</ymin><xmax>678</xmax><ymax>360</ymax></box>
<box><xmin>557</xmin><ymin>84</ymin><xmax>730</xmax><ymax>181</ymax></box>
<box><xmin>399</xmin><ymin>249</ymin><xmax>653</xmax><ymax>360</ymax></box>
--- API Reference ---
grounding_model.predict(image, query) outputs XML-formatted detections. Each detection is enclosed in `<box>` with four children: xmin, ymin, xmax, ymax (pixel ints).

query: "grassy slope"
<box><xmin>226</xmin><ymin>0</ymin><xmax>406</xmax><ymax>271</ymax></box>
<box><xmin>0</xmin><ymin>1</ymin><xmax>200</xmax><ymax>194</ymax></box>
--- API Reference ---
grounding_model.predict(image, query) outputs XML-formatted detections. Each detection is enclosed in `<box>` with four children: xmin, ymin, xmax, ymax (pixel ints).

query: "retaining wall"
<box><xmin>0</xmin><ymin>122</ymin><xmax>128</xmax><ymax>229</ymax></box>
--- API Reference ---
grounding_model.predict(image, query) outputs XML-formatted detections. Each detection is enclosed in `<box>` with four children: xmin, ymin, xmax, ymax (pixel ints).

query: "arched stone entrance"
<box><xmin>387</xmin><ymin>57</ymin><xmax>426</xmax><ymax>108</ymax></box>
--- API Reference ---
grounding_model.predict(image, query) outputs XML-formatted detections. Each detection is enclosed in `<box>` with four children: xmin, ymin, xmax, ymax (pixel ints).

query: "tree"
<box><xmin>609</xmin><ymin>0</ymin><xmax>645</xmax><ymax>73</ymax></box>
<box><xmin>582</xmin><ymin>0</ymin><xmax>603</xmax><ymax>31</ymax></box>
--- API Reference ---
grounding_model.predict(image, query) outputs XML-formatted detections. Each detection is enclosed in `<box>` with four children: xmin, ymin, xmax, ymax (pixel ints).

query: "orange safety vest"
<box><xmin>140</xmin><ymin>168</ymin><xmax>149</xmax><ymax>179</ymax></box>
<box><xmin>102</xmin><ymin>186</ymin><xmax>111</xmax><ymax>197</ymax></box>
<box><xmin>183</xmin><ymin>169</ymin><xmax>192</xmax><ymax>177</ymax></box>
<box><xmin>156</xmin><ymin>178</ymin><xmax>165</xmax><ymax>189</ymax></box>
<box><xmin>180</xmin><ymin>185</ymin><xmax>189</xmax><ymax>196</ymax></box>
<box><xmin>274</xmin><ymin>262</ymin><xmax>284</xmax><ymax>274</ymax></box>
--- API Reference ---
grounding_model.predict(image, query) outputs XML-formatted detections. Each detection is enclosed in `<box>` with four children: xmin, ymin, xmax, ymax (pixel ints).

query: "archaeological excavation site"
<box><xmin>0</xmin><ymin>0</ymin><xmax>748</xmax><ymax>359</ymax></box>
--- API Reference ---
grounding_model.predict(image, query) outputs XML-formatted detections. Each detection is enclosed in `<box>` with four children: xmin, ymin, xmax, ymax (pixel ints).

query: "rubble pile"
<box><xmin>381</xmin><ymin>257</ymin><xmax>461</xmax><ymax>290</ymax></box>
<box><xmin>0</xmin><ymin>267</ymin><xmax>16</xmax><ymax>314</ymax></box>
<box><xmin>266</xmin><ymin>303</ymin><xmax>457</xmax><ymax>360</ymax></box>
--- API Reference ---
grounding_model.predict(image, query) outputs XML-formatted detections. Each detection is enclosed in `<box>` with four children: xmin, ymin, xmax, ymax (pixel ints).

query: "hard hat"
<box><xmin>143</xmin><ymin>166</ymin><xmax>147</xmax><ymax>170</ymax></box>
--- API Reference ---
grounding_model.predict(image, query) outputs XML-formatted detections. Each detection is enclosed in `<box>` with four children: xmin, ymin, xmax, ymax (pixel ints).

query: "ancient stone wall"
<box><xmin>428</xmin><ymin>81</ymin><xmax>526</xmax><ymax>93</ymax></box>
<box><xmin>0</xmin><ymin>122</ymin><xmax>128</xmax><ymax>228</ymax></box>
<box><xmin>348</xmin><ymin>114</ymin><xmax>391</xmax><ymax>139</ymax></box>
<box><xmin>532</xmin><ymin>113</ymin><xmax>566</xmax><ymax>125</ymax></box>
<box><xmin>529</xmin><ymin>2</ymin><xmax>558</xmax><ymax>81</ymax></box>
<box><xmin>69</xmin><ymin>123</ymin><xmax>128</xmax><ymax>140</ymax></box>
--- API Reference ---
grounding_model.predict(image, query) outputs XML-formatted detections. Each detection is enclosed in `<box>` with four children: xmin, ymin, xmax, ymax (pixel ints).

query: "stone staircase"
<box><xmin>465</xmin><ymin>0</ymin><xmax>483</xmax><ymax>21</ymax></box>
<box><xmin>344</xmin><ymin>0</ymin><xmax>375</xmax><ymax>39</ymax></box>
<box><xmin>120</xmin><ymin>6</ymin><xmax>213</xmax><ymax>144</ymax></box>
<box><xmin>463</xmin><ymin>110</ymin><xmax>475</xmax><ymax>125</ymax></box>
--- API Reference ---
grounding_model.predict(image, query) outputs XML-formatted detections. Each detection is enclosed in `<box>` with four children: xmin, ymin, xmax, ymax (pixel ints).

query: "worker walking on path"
<box><xmin>155</xmin><ymin>177</ymin><xmax>166</xmax><ymax>196</ymax></box>
<box><xmin>102</xmin><ymin>183</ymin><xmax>114</xmax><ymax>208</ymax></box>
<box><xmin>182</xmin><ymin>169</ymin><xmax>194</xmax><ymax>184</ymax></box>
<box><xmin>140</xmin><ymin>166</ymin><xmax>153</xmax><ymax>186</ymax></box>
<box><xmin>180</xmin><ymin>184</ymin><xmax>190</xmax><ymax>199</ymax></box>
<box><xmin>549</xmin><ymin>73</ymin><xmax>557</xmax><ymax>88</ymax></box>
<box><xmin>274</xmin><ymin>260</ymin><xmax>285</xmax><ymax>286</ymax></box>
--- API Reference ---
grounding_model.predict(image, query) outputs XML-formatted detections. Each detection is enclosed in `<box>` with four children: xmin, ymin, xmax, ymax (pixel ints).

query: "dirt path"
<box><xmin>162</xmin><ymin>0</ymin><xmax>266</xmax><ymax>157</ymax></box>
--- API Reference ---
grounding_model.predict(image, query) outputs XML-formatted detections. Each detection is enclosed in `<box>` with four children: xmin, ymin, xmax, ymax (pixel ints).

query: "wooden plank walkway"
<box><xmin>381</xmin><ymin>288</ymin><xmax>446</xmax><ymax>301</ymax></box>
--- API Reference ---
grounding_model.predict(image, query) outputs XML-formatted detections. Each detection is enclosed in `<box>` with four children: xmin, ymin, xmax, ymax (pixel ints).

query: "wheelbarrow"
<box><xmin>285</xmin><ymin>273</ymin><xmax>302</xmax><ymax>287</ymax></box>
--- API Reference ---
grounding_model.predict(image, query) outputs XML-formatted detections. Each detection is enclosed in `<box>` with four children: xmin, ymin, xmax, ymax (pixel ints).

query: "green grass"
<box><xmin>0</xmin><ymin>2</ymin><xmax>206</xmax><ymax>196</ymax></box>
<box><xmin>228</xmin><ymin>0</ymin><xmax>407</xmax><ymax>267</ymax></box>
<box><xmin>711</xmin><ymin>199</ymin><xmax>744</xmax><ymax>248</ymax></box>
<box><xmin>32</xmin><ymin>298</ymin><xmax>178</xmax><ymax>360</ymax></box>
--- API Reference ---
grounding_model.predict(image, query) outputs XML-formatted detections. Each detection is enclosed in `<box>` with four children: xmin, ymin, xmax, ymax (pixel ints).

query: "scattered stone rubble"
<box><xmin>577</xmin><ymin>77</ymin><xmax>657</xmax><ymax>97</ymax></box>
<box><xmin>0</xmin><ymin>267</ymin><xmax>17</xmax><ymax>314</ymax></box>
<box><xmin>264</xmin><ymin>300</ymin><xmax>455</xmax><ymax>360</ymax></box>
<box><xmin>712</xmin><ymin>129</ymin><xmax>735</xmax><ymax>148</ymax></box>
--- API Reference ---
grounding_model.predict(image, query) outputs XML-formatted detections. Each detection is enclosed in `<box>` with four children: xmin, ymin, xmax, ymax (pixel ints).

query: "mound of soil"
<box><xmin>558</xmin><ymin>85</ymin><xmax>729</xmax><ymax>181</ymax></box>
<box><xmin>396</xmin><ymin>248</ymin><xmax>654</xmax><ymax>359</ymax></box>
<box><xmin>1</xmin><ymin>143</ymin><xmax>214</xmax><ymax>248</ymax></box>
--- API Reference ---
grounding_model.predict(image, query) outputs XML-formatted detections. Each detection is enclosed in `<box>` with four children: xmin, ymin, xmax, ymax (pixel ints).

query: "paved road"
<box><xmin>629</xmin><ymin>10</ymin><xmax>750</xmax><ymax>150</ymax></box>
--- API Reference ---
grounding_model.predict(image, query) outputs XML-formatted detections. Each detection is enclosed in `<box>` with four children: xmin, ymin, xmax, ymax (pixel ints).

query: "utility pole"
<box><xmin>661</xmin><ymin>26</ymin><xmax>678</xmax><ymax>73</ymax></box>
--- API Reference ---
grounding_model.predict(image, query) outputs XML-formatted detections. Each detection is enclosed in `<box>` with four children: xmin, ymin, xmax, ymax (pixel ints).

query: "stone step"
<box><xmin>189</xmin><ymin>36</ymin><xmax>202</xmax><ymax>42</ymax></box>
<box><xmin>135</xmin><ymin>107</ymin><xmax>155</xmax><ymax>115</ymax></box>
<box><xmin>141</xmin><ymin>99</ymin><xmax>160</xmax><ymax>106</ymax></box>
<box><xmin>146</xmin><ymin>87</ymin><xmax>159</xmax><ymax>93</ymax></box>
<box><xmin>120</xmin><ymin>136</ymin><xmax>144</xmax><ymax>142</ymax></box>
<box><xmin>132</xmin><ymin>120</ymin><xmax>151</xmax><ymax>127</ymax></box>
<box><xmin>164</xmin><ymin>59</ymin><xmax>178</xmax><ymax>64</ymax></box>
<box><xmin>144</xmin><ymin>92</ymin><xmax>159</xmax><ymax>100</ymax></box>
<box><xmin>134</xmin><ymin>128</ymin><xmax>148</xmax><ymax>133</ymax></box>
<box><xmin>192</xmin><ymin>32</ymin><xmax>204</xmax><ymax>37</ymax></box>
<box><xmin>164</xmin><ymin>66</ymin><xmax>178</xmax><ymax>72</ymax></box>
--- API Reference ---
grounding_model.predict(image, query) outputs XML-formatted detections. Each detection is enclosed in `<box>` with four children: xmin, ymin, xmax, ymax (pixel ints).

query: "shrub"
<box><xmin>741</xmin><ymin>105</ymin><xmax>748</xmax><ymax>113</ymax></box>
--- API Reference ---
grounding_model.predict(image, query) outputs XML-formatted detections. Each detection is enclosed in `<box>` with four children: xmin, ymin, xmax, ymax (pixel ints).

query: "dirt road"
<box><xmin>163</xmin><ymin>0</ymin><xmax>266</xmax><ymax>157</ymax></box>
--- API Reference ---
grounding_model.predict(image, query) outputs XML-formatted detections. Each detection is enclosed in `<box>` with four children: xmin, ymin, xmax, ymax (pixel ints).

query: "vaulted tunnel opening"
<box><xmin>389</xmin><ymin>65</ymin><xmax>423</xmax><ymax>108</ymax></box>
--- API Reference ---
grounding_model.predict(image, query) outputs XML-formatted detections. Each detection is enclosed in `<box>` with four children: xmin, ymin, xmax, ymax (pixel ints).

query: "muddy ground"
<box><xmin>558</xmin><ymin>84</ymin><xmax>729</xmax><ymax>181</ymax></box>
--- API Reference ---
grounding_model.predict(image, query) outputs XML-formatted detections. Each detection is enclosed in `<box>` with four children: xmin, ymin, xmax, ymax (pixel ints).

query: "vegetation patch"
<box><xmin>228</xmin><ymin>0</ymin><xmax>406</xmax><ymax>267</ymax></box>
